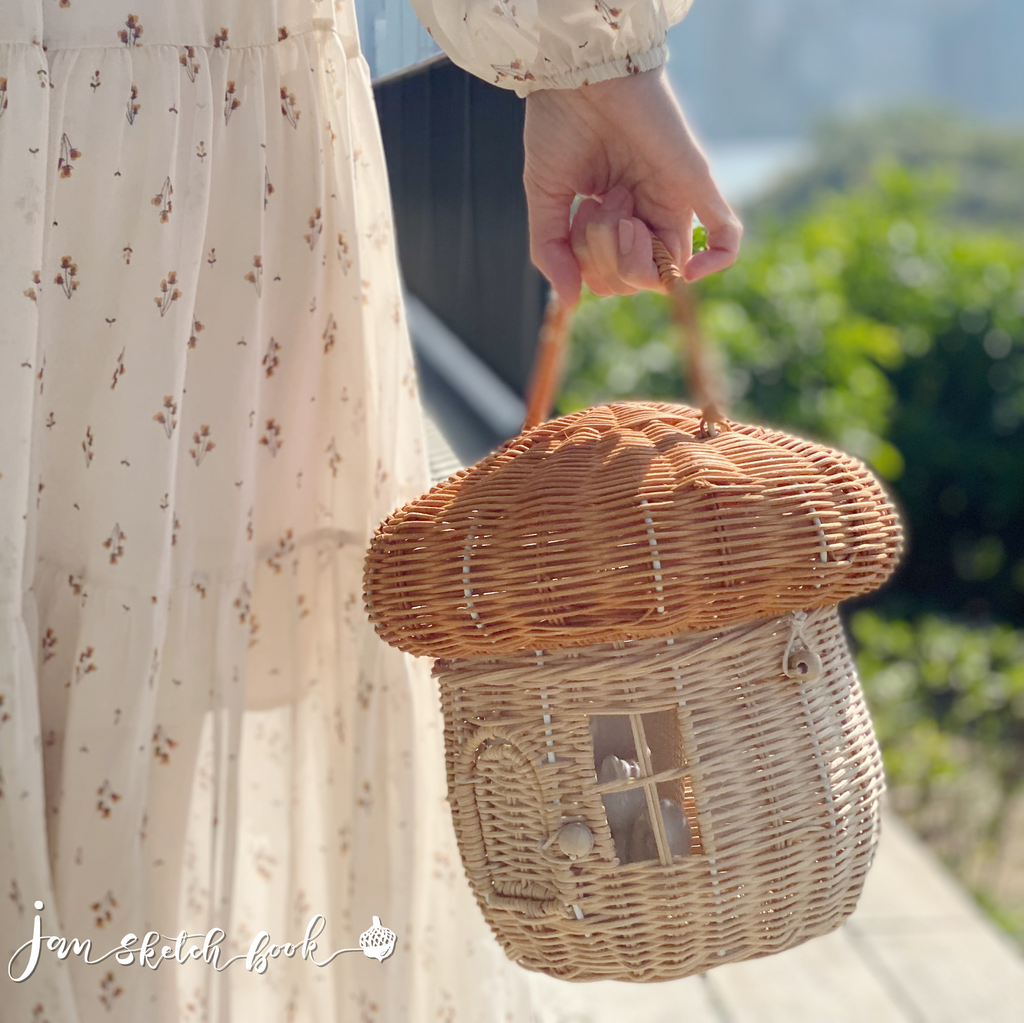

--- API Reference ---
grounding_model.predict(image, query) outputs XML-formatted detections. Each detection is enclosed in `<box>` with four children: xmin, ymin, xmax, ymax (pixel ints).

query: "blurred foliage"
<box><xmin>755</xmin><ymin>108</ymin><xmax>1024</xmax><ymax>236</ymax></box>
<box><xmin>853</xmin><ymin>610</ymin><xmax>1024</xmax><ymax>791</ymax></box>
<box><xmin>854</xmin><ymin>610</ymin><xmax>1024</xmax><ymax>948</ymax></box>
<box><xmin>560</xmin><ymin>163</ymin><xmax>1024</xmax><ymax>624</ymax></box>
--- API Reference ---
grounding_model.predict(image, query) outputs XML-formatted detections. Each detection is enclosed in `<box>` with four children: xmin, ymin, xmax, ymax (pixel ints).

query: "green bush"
<box><xmin>852</xmin><ymin>610</ymin><xmax>1024</xmax><ymax>791</ymax></box>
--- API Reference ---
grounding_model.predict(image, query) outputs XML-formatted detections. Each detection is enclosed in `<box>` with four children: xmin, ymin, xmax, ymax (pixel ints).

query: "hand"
<box><xmin>523</xmin><ymin>68</ymin><xmax>742</xmax><ymax>306</ymax></box>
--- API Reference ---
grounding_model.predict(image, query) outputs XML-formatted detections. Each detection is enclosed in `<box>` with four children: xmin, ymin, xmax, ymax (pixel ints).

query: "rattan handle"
<box><xmin>522</xmin><ymin>293</ymin><xmax>570</xmax><ymax>431</ymax></box>
<box><xmin>650</xmin><ymin>237</ymin><xmax>728</xmax><ymax>435</ymax></box>
<box><xmin>522</xmin><ymin>234</ymin><xmax>728</xmax><ymax>433</ymax></box>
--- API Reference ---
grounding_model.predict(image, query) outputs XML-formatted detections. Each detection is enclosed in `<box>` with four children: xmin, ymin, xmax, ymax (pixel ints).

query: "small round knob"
<box><xmin>785</xmin><ymin>647</ymin><xmax>823</xmax><ymax>680</ymax></box>
<box><xmin>556</xmin><ymin>822</ymin><xmax>594</xmax><ymax>860</ymax></box>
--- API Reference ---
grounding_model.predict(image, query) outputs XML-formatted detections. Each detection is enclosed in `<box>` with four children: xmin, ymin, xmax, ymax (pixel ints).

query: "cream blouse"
<box><xmin>410</xmin><ymin>0</ymin><xmax>694</xmax><ymax>95</ymax></box>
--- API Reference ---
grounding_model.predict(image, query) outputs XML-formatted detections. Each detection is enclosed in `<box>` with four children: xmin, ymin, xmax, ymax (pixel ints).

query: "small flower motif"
<box><xmin>96</xmin><ymin>780</ymin><xmax>121</xmax><ymax>818</ymax></box>
<box><xmin>68</xmin><ymin>574</ymin><xmax>87</xmax><ymax>602</ymax></box>
<box><xmin>152</xmin><ymin>725</ymin><xmax>178</xmax><ymax>764</ymax></box>
<box><xmin>594</xmin><ymin>0</ymin><xmax>622</xmax><ymax>28</ymax></box>
<box><xmin>0</xmin><ymin>78</ymin><xmax>8</xmax><ymax>120</ymax></box>
<box><xmin>99</xmin><ymin>970</ymin><xmax>124</xmax><ymax>1011</ymax></box>
<box><xmin>322</xmin><ymin>314</ymin><xmax>337</xmax><ymax>353</ymax></box>
<box><xmin>23</xmin><ymin>270</ymin><xmax>41</xmax><ymax>302</ymax></box>
<box><xmin>244</xmin><ymin>255</ymin><xmax>263</xmax><ymax>296</ymax></box>
<box><xmin>278</xmin><ymin>26</ymin><xmax>289</xmax><ymax>41</ymax></box>
<box><xmin>180</xmin><ymin>45</ymin><xmax>200</xmax><ymax>81</ymax></box>
<box><xmin>213</xmin><ymin>27</ymin><xmax>228</xmax><ymax>48</ymax></box>
<box><xmin>151</xmin><ymin>176</ymin><xmax>173</xmax><ymax>222</ymax></box>
<box><xmin>41</xmin><ymin>628</ymin><xmax>57</xmax><ymax>663</ymax></box>
<box><xmin>89</xmin><ymin>70</ymin><xmax>100</xmax><ymax>91</ymax></box>
<box><xmin>8</xmin><ymin>879</ymin><xmax>23</xmax><ymax>915</ymax></box>
<box><xmin>125</xmin><ymin>84</ymin><xmax>140</xmax><ymax>124</ymax></box>
<box><xmin>337</xmin><ymin>233</ymin><xmax>351</xmax><ymax>273</ymax></box>
<box><xmin>91</xmin><ymin>891</ymin><xmax>118</xmax><ymax>929</ymax></box>
<box><xmin>57</xmin><ymin>133</ymin><xmax>81</xmax><ymax>177</ymax></box>
<box><xmin>122</xmin><ymin>246</ymin><xmax>132</xmax><ymax>264</ymax></box>
<box><xmin>171</xmin><ymin>514</ymin><xmax>180</xmax><ymax>545</ymax></box>
<box><xmin>366</xmin><ymin>214</ymin><xmax>391</xmax><ymax>251</ymax></box>
<box><xmin>196</xmin><ymin>140</ymin><xmax>207</xmax><ymax>161</ymax></box>
<box><xmin>110</xmin><ymin>348</ymin><xmax>125</xmax><ymax>390</ymax></box>
<box><xmin>304</xmin><ymin>207</ymin><xmax>322</xmax><ymax>249</ymax></box>
<box><xmin>492</xmin><ymin>0</ymin><xmax>519</xmax><ymax>26</ymax></box>
<box><xmin>146</xmin><ymin>647</ymin><xmax>159</xmax><ymax>689</ymax></box>
<box><xmin>54</xmin><ymin>255</ymin><xmax>78</xmax><ymax>298</ymax></box>
<box><xmin>74</xmin><ymin>646</ymin><xmax>97</xmax><ymax>684</ymax></box>
<box><xmin>326</xmin><ymin>437</ymin><xmax>341</xmax><ymax>477</ymax></box>
<box><xmin>491</xmin><ymin>59</ymin><xmax>534</xmax><ymax>83</ymax></box>
<box><xmin>264</xmin><ymin>167</ymin><xmax>274</xmax><ymax>209</ymax></box>
<box><xmin>262</xmin><ymin>336</ymin><xmax>280</xmax><ymax>377</ymax></box>
<box><xmin>103</xmin><ymin>523</ymin><xmax>127</xmax><ymax>564</ymax></box>
<box><xmin>254</xmin><ymin>848</ymin><xmax>278</xmax><ymax>882</ymax></box>
<box><xmin>357</xmin><ymin>778</ymin><xmax>373</xmax><ymax>811</ymax></box>
<box><xmin>189</xmin><ymin>425</ymin><xmax>215</xmax><ymax>466</ymax></box>
<box><xmin>266</xmin><ymin>529</ymin><xmax>294</xmax><ymax>574</ymax></box>
<box><xmin>117</xmin><ymin>15</ymin><xmax>143</xmax><ymax>47</ymax></box>
<box><xmin>187</xmin><ymin>316</ymin><xmax>204</xmax><ymax>348</ymax></box>
<box><xmin>154</xmin><ymin>270</ymin><xmax>181</xmax><ymax>317</ymax></box>
<box><xmin>280</xmin><ymin>87</ymin><xmax>300</xmax><ymax>128</ymax></box>
<box><xmin>224</xmin><ymin>80</ymin><xmax>240</xmax><ymax>124</ymax></box>
<box><xmin>153</xmin><ymin>396</ymin><xmax>178</xmax><ymax>437</ymax></box>
<box><xmin>82</xmin><ymin>426</ymin><xmax>94</xmax><ymax>467</ymax></box>
<box><xmin>259</xmin><ymin>418</ymin><xmax>282</xmax><ymax>457</ymax></box>
<box><xmin>234</xmin><ymin>582</ymin><xmax>251</xmax><ymax>624</ymax></box>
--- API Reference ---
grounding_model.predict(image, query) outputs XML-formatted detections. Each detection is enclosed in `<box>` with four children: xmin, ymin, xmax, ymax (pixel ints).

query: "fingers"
<box><xmin>525</xmin><ymin>176</ymin><xmax>583</xmax><ymax>307</ymax></box>
<box><xmin>571</xmin><ymin>187</ymin><xmax>662</xmax><ymax>296</ymax></box>
<box><xmin>683</xmin><ymin>184</ymin><xmax>743</xmax><ymax>282</ymax></box>
<box><xmin>526</xmin><ymin>173</ymin><xmax>742</xmax><ymax>303</ymax></box>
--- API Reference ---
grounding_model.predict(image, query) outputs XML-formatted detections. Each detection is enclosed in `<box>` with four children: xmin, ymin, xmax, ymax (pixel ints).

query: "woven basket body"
<box><xmin>437</xmin><ymin>606</ymin><xmax>883</xmax><ymax>981</ymax></box>
<box><xmin>364</xmin><ymin>402</ymin><xmax>901</xmax><ymax>982</ymax></box>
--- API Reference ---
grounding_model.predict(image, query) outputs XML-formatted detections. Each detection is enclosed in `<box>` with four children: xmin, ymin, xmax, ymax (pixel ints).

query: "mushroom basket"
<box><xmin>364</xmin><ymin>398</ymin><xmax>901</xmax><ymax>982</ymax></box>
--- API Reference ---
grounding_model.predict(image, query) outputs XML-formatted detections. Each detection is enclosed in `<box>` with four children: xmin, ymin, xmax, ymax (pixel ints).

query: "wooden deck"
<box><xmin>523</xmin><ymin>812</ymin><xmax>1024</xmax><ymax>1023</ymax></box>
<box><xmin>419</xmin><ymin>402</ymin><xmax>1024</xmax><ymax>1023</ymax></box>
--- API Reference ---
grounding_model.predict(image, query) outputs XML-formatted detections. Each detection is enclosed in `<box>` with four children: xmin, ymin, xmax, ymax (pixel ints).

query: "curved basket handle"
<box><xmin>522</xmin><ymin>294</ymin><xmax>570</xmax><ymax>432</ymax></box>
<box><xmin>521</xmin><ymin>234</ymin><xmax>729</xmax><ymax>435</ymax></box>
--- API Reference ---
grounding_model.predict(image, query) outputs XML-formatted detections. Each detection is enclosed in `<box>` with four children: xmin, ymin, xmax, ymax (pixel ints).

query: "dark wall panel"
<box><xmin>374</xmin><ymin>57</ymin><xmax>548</xmax><ymax>395</ymax></box>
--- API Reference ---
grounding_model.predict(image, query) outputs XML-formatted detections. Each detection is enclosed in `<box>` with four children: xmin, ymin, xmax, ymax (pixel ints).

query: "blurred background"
<box><xmin>363</xmin><ymin>0</ymin><xmax>1024</xmax><ymax>952</ymax></box>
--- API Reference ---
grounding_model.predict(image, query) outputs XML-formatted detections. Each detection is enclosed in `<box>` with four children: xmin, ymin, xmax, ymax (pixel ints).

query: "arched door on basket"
<box><xmin>453</xmin><ymin>723</ymin><xmax>565</xmax><ymax>920</ymax></box>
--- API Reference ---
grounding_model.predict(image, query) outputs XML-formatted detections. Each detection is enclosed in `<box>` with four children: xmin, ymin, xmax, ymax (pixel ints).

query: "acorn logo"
<box><xmin>359</xmin><ymin>916</ymin><xmax>396</xmax><ymax>962</ymax></box>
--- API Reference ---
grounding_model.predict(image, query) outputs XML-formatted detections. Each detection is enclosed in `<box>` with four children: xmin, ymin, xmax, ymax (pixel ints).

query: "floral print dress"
<box><xmin>0</xmin><ymin>1</ymin><xmax>692</xmax><ymax>1021</ymax></box>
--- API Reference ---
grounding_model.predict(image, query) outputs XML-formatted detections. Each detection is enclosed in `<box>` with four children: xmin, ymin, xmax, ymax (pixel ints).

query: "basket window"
<box><xmin>590</xmin><ymin>711</ymin><xmax>702</xmax><ymax>864</ymax></box>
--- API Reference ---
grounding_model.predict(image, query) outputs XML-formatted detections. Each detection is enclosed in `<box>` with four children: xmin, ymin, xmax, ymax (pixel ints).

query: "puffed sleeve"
<box><xmin>407</xmin><ymin>0</ymin><xmax>695</xmax><ymax>97</ymax></box>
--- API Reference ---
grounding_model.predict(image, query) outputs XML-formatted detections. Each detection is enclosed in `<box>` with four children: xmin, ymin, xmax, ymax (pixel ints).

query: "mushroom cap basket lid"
<box><xmin>364</xmin><ymin>403</ymin><xmax>901</xmax><ymax>659</ymax></box>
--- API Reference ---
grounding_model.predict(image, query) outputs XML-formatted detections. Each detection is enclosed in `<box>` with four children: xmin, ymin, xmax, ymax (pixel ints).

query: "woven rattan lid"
<box><xmin>364</xmin><ymin>402</ymin><xmax>901</xmax><ymax>658</ymax></box>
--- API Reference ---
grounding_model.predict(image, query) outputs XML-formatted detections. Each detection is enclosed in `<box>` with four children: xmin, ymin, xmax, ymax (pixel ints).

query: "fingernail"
<box><xmin>618</xmin><ymin>219</ymin><xmax>635</xmax><ymax>256</ymax></box>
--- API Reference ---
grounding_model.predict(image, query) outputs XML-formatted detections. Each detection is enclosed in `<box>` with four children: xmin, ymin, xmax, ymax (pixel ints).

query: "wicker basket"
<box><xmin>364</xmin><ymin>401</ymin><xmax>901</xmax><ymax>981</ymax></box>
